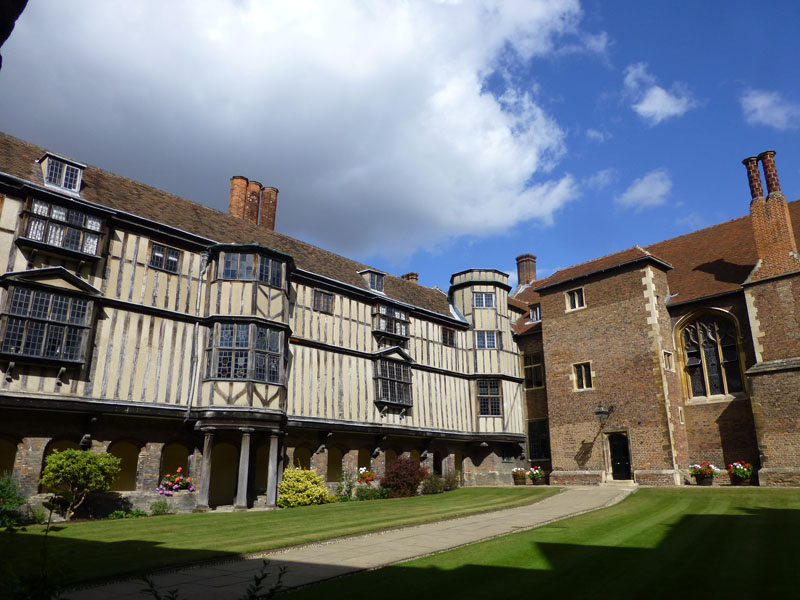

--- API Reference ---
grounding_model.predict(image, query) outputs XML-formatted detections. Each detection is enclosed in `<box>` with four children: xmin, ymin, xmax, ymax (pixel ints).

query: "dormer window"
<box><xmin>370</xmin><ymin>272</ymin><xmax>384</xmax><ymax>292</ymax></box>
<box><xmin>39</xmin><ymin>154</ymin><xmax>84</xmax><ymax>193</ymax></box>
<box><xmin>360</xmin><ymin>270</ymin><xmax>385</xmax><ymax>293</ymax></box>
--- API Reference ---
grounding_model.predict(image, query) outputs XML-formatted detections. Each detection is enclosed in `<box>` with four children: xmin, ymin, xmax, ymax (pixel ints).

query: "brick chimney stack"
<box><xmin>401</xmin><ymin>272</ymin><xmax>419</xmax><ymax>283</ymax></box>
<box><xmin>228</xmin><ymin>177</ymin><xmax>279</xmax><ymax>232</ymax></box>
<box><xmin>745</xmin><ymin>151</ymin><xmax>800</xmax><ymax>282</ymax></box>
<box><xmin>516</xmin><ymin>254</ymin><xmax>537</xmax><ymax>287</ymax></box>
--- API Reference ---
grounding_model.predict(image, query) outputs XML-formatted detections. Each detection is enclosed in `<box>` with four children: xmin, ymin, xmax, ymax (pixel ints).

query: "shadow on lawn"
<box><xmin>0</xmin><ymin>530</ymin><xmax>240</xmax><ymax>588</ymax></box>
<box><xmin>284</xmin><ymin>507</ymin><xmax>800</xmax><ymax>600</ymax></box>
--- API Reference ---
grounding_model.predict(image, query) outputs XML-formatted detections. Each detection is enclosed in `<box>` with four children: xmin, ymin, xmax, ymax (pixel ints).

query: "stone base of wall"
<box><xmin>633</xmin><ymin>469</ymin><xmax>681</xmax><ymax>486</ymax></box>
<box><xmin>757</xmin><ymin>467</ymin><xmax>800</xmax><ymax>486</ymax></box>
<box><xmin>549</xmin><ymin>470</ymin><xmax>603</xmax><ymax>485</ymax></box>
<box><xmin>25</xmin><ymin>490</ymin><xmax>199</xmax><ymax>519</ymax></box>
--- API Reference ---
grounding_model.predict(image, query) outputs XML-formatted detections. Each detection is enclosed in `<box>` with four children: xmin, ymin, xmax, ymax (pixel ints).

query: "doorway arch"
<box><xmin>209</xmin><ymin>442</ymin><xmax>238</xmax><ymax>507</ymax></box>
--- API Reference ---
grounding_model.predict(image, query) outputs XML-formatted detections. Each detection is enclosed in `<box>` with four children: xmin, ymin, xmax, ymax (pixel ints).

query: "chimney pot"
<box><xmin>401</xmin><ymin>272</ymin><xmax>419</xmax><ymax>283</ymax></box>
<box><xmin>259</xmin><ymin>186</ymin><xmax>279</xmax><ymax>231</ymax></box>
<box><xmin>741</xmin><ymin>156</ymin><xmax>764</xmax><ymax>201</ymax></box>
<box><xmin>515</xmin><ymin>254</ymin><xmax>537</xmax><ymax>287</ymax></box>
<box><xmin>244</xmin><ymin>180</ymin><xmax>262</xmax><ymax>225</ymax></box>
<box><xmin>758</xmin><ymin>150</ymin><xmax>781</xmax><ymax>196</ymax></box>
<box><xmin>229</xmin><ymin>176</ymin><xmax>249</xmax><ymax>220</ymax></box>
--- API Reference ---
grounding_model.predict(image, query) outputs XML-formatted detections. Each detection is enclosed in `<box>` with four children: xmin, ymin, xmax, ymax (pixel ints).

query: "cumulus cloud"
<box><xmin>615</xmin><ymin>169</ymin><xmax>671</xmax><ymax>211</ymax></box>
<box><xmin>0</xmin><ymin>0</ymin><xmax>592</xmax><ymax>259</ymax></box>
<box><xmin>623</xmin><ymin>63</ymin><xmax>696</xmax><ymax>125</ymax></box>
<box><xmin>740</xmin><ymin>88</ymin><xmax>800</xmax><ymax>130</ymax></box>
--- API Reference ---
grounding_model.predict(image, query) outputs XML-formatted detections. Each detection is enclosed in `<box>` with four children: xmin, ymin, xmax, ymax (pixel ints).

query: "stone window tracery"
<box><xmin>681</xmin><ymin>315</ymin><xmax>743</xmax><ymax>398</ymax></box>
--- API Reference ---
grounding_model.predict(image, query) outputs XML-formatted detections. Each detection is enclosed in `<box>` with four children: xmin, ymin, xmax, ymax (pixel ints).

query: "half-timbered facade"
<box><xmin>0</xmin><ymin>132</ymin><xmax>527</xmax><ymax>511</ymax></box>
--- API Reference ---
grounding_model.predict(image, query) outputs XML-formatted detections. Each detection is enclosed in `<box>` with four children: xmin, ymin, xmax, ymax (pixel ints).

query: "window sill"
<box><xmin>16</xmin><ymin>237</ymin><xmax>102</xmax><ymax>263</ymax></box>
<box><xmin>203</xmin><ymin>377</ymin><xmax>283</xmax><ymax>386</ymax></box>
<box><xmin>478</xmin><ymin>414</ymin><xmax>503</xmax><ymax>418</ymax></box>
<box><xmin>524</xmin><ymin>385</ymin><xmax>545</xmax><ymax>391</ymax></box>
<box><xmin>375</xmin><ymin>399</ymin><xmax>413</xmax><ymax>408</ymax></box>
<box><xmin>565</xmin><ymin>305</ymin><xmax>587</xmax><ymax>313</ymax></box>
<box><xmin>372</xmin><ymin>330</ymin><xmax>410</xmax><ymax>340</ymax></box>
<box><xmin>573</xmin><ymin>387</ymin><xmax>594</xmax><ymax>392</ymax></box>
<box><xmin>148</xmin><ymin>264</ymin><xmax>181</xmax><ymax>276</ymax></box>
<box><xmin>0</xmin><ymin>352</ymin><xmax>84</xmax><ymax>368</ymax></box>
<box><xmin>686</xmin><ymin>393</ymin><xmax>747</xmax><ymax>406</ymax></box>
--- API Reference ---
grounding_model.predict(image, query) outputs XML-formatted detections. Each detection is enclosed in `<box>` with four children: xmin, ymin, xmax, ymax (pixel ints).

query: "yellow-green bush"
<box><xmin>277</xmin><ymin>468</ymin><xmax>332</xmax><ymax>508</ymax></box>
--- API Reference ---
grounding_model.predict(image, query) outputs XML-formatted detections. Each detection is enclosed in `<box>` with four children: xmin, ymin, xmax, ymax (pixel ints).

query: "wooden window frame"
<box><xmin>374</xmin><ymin>358</ymin><xmax>412</xmax><ymax>406</ymax></box>
<box><xmin>218</xmin><ymin>252</ymin><xmax>284</xmax><ymax>288</ymax></box>
<box><xmin>523</xmin><ymin>352</ymin><xmax>545</xmax><ymax>389</ymax></box>
<box><xmin>476</xmin><ymin>330</ymin><xmax>502</xmax><ymax>350</ymax></box>
<box><xmin>473</xmin><ymin>292</ymin><xmax>496</xmax><ymax>309</ymax></box>
<box><xmin>19</xmin><ymin>198</ymin><xmax>104</xmax><ymax>258</ymax></box>
<box><xmin>205</xmin><ymin>321</ymin><xmax>283</xmax><ymax>384</ymax></box>
<box><xmin>149</xmin><ymin>243</ymin><xmax>181</xmax><ymax>274</ymax></box>
<box><xmin>373</xmin><ymin>304</ymin><xmax>409</xmax><ymax>338</ymax></box>
<box><xmin>442</xmin><ymin>327</ymin><xmax>456</xmax><ymax>348</ymax></box>
<box><xmin>565</xmin><ymin>288</ymin><xmax>586</xmax><ymax>312</ymax></box>
<box><xmin>313</xmin><ymin>290</ymin><xmax>334</xmax><ymax>314</ymax></box>
<box><xmin>573</xmin><ymin>361</ymin><xmax>593</xmax><ymax>391</ymax></box>
<box><xmin>477</xmin><ymin>379</ymin><xmax>503</xmax><ymax>417</ymax></box>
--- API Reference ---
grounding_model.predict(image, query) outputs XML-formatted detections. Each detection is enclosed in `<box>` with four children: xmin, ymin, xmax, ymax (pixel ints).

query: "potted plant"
<box><xmin>727</xmin><ymin>461</ymin><xmax>753</xmax><ymax>485</ymax></box>
<box><xmin>511</xmin><ymin>467</ymin><xmax>527</xmax><ymax>485</ymax></box>
<box><xmin>527</xmin><ymin>466</ymin><xmax>546</xmax><ymax>485</ymax></box>
<box><xmin>688</xmin><ymin>462</ymin><xmax>720</xmax><ymax>486</ymax></box>
<box><xmin>156</xmin><ymin>467</ymin><xmax>196</xmax><ymax>496</ymax></box>
<box><xmin>357</xmin><ymin>467</ymin><xmax>376</xmax><ymax>485</ymax></box>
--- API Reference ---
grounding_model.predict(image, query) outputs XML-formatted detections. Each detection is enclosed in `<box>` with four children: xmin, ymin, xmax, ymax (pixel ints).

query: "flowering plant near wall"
<box><xmin>157</xmin><ymin>467</ymin><xmax>196</xmax><ymax>496</ymax></box>
<box><xmin>511</xmin><ymin>467</ymin><xmax>527</xmax><ymax>476</ymax></box>
<box><xmin>688</xmin><ymin>462</ymin><xmax>721</xmax><ymax>478</ymax></box>
<box><xmin>528</xmin><ymin>466</ymin><xmax>545</xmax><ymax>481</ymax></box>
<box><xmin>357</xmin><ymin>467</ymin><xmax>376</xmax><ymax>485</ymax></box>
<box><xmin>727</xmin><ymin>461</ymin><xmax>753</xmax><ymax>479</ymax></box>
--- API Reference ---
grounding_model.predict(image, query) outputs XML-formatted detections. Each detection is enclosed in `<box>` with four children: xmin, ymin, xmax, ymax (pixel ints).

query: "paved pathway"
<box><xmin>70</xmin><ymin>484</ymin><xmax>636</xmax><ymax>600</ymax></box>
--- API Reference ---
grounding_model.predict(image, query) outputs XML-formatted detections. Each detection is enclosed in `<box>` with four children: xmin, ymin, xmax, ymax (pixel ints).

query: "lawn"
<box><xmin>284</xmin><ymin>488</ymin><xmax>800</xmax><ymax>600</ymax></box>
<box><xmin>0</xmin><ymin>486</ymin><xmax>557</xmax><ymax>585</ymax></box>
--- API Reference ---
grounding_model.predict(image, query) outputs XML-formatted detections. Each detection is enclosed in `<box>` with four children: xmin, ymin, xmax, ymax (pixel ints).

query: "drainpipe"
<box><xmin>184</xmin><ymin>252</ymin><xmax>209</xmax><ymax>421</ymax></box>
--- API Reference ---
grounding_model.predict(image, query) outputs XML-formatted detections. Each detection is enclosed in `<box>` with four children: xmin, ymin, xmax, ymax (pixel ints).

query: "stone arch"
<box><xmin>161</xmin><ymin>443</ymin><xmax>190</xmax><ymax>481</ymax></box>
<box><xmin>293</xmin><ymin>446</ymin><xmax>312</xmax><ymax>469</ymax></box>
<box><xmin>108</xmin><ymin>441</ymin><xmax>142</xmax><ymax>491</ymax></box>
<box><xmin>385</xmin><ymin>449</ymin><xmax>397</xmax><ymax>467</ymax></box>
<box><xmin>209</xmin><ymin>442</ymin><xmax>238</xmax><ymax>507</ymax></box>
<box><xmin>409</xmin><ymin>449</ymin><xmax>421</xmax><ymax>464</ymax></box>
<box><xmin>0</xmin><ymin>436</ymin><xmax>18</xmax><ymax>475</ymax></box>
<box><xmin>357</xmin><ymin>448</ymin><xmax>371</xmax><ymax>471</ymax></box>
<box><xmin>675</xmin><ymin>310</ymin><xmax>746</xmax><ymax>399</ymax></box>
<box><xmin>326</xmin><ymin>447</ymin><xmax>343</xmax><ymax>483</ymax></box>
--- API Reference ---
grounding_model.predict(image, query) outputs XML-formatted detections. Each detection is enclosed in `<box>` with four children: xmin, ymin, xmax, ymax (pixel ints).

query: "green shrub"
<box><xmin>354</xmin><ymin>485</ymin><xmax>389</xmax><ymax>501</ymax></box>
<box><xmin>421</xmin><ymin>473</ymin><xmax>446</xmax><ymax>495</ymax></box>
<box><xmin>380</xmin><ymin>457</ymin><xmax>428</xmax><ymax>498</ymax></box>
<box><xmin>150</xmin><ymin>498</ymin><xmax>171</xmax><ymax>516</ymax></box>
<box><xmin>108</xmin><ymin>510</ymin><xmax>127</xmax><ymax>520</ymax></box>
<box><xmin>277</xmin><ymin>468</ymin><xmax>331</xmax><ymax>508</ymax></box>
<box><xmin>109</xmin><ymin>508</ymin><xmax>148</xmax><ymax>520</ymax></box>
<box><xmin>443</xmin><ymin>470</ymin><xmax>461</xmax><ymax>491</ymax></box>
<box><xmin>335</xmin><ymin>471</ymin><xmax>355</xmax><ymax>502</ymax></box>
<box><xmin>39</xmin><ymin>450</ymin><xmax>121</xmax><ymax>520</ymax></box>
<box><xmin>0</xmin><ymin>474</ymin><xmax>26</xmax><ymax>529</ymax></box>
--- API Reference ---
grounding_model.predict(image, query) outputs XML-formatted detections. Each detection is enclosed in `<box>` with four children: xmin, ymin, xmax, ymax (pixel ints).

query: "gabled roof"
<box><xmin>512</xmin><ymin>195</ymin><xmax>800</xmax><ymax>335</ymax></box>
<box><xmin>0</xmin><ymin>132</ymin><xmax>453</xmax><ymax>318</ymax></box>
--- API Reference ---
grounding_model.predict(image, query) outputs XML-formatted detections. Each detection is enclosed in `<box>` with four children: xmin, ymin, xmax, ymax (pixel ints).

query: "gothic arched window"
<box><xmin>681</xmin><ymin>315</ymin><xmax>743</xmax><ymax>398</ymax></box>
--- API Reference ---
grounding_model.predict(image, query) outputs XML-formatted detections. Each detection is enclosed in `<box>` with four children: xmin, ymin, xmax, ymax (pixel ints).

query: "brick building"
<box><xmin>0</xmin><ymin>132</ymin><xmax>528</xmax><ymax>512</ymax></box>
<box><xmin>513</xmin><ymin>150</ymin><xmax>800</xmax><ymax>487</ymax></box>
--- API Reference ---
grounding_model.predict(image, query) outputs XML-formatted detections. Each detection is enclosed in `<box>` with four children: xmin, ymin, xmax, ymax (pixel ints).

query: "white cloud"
<box><xmin>740</xmin><ymin>88</ymin><xmax>800</xmax><ymax>130</ymax></box>
<box><xmin>0</xmin><ymin>0</ymin><xmax>591</xmax><ymax>259</ymax></box>
<box><xmin>675</xmin><ymin>211</ymin><xmax>705</xmax><ymax>230</ymax></box>
<box><xmin>585</xmin><ymin>128</ymin><xmax>611</xmax><ymax>142</ymax></box>
<box><xmin>584</xmin><ymin>168</ymin><xmax>617</xmax><ymax>190</ymax></box>
<box><xmin>615</xmin><ymin>169</ymin><xmax>671</xmax><ymax>211</ymax></box>
<box><xmin>623</xmin><ymin>63</ymin><xmax>696</xmax><ymax>125</ymax></box>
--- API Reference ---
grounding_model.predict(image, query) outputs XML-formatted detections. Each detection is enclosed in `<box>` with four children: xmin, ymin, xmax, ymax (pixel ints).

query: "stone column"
<box><xmin>234</xmin><ymin>429</ymin><xmax>253</xmax><ymax>510</ymax></box>
<box><xmin>266</xmin><ymin>435</ymin><xmax>279</xmax><ymax>507</ymax></box>
<box><xmin>311</xmin><ymin>450</ymin><xmax>328</xmax><ymax>480</ymax></box>
<box><xmin>136</xmin><ymin>442</ymin><xmax>165</xmax><ymax>492</ymax></box>
<box><xmin>196</xmin><ymin>431</ymin><xmax>214</xmax><ymax>510</ymax></box>
<box><xmin>13</xmin><ymin>437</ymin><xmax>49</xmax><ymax>497</ymax></box>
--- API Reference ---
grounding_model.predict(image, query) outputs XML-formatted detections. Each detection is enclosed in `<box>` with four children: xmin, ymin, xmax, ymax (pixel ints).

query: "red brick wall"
<box><xmin>540</xmin><ymin>265</ymin><xmax>674</xmax><ymax>476</ymax></box>
<box><xmin>748</xmin><ymin>276</ymin><xmax>800</xmax><ymax>361</ymax></box>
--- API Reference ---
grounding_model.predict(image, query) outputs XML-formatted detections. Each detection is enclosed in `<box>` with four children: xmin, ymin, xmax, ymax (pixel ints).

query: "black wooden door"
<box><xmin>608</xmin><ymin>433</ymin><xmax>632</xmax><ymax>480</ymax></box>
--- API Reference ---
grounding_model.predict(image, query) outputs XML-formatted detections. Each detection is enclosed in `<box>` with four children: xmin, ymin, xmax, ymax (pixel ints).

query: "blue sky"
<box><xmin>1</xmin><ymin>1</ymin><xmax>799</xmax><ymax>291</ymax></box>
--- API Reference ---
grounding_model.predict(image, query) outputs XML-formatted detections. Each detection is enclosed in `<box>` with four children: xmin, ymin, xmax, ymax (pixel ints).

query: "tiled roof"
<box><xmin>512</xmin><ymin>193</ymin><xmax>800</xmax><ymax>333</ymax></box>
<box><xmin>0</xmin><ymin>132</ymin><xmax>454</xmax><ymax>318</ymax></box>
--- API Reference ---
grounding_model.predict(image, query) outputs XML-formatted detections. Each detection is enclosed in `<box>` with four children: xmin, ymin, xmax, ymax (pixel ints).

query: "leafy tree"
<box><xmin>0</xmin><ymin>474</ymin><xmax>26</xmax><ymax>530</ymax></box>
<box><xmin>39</xmin><ymin>450</ymin><xmax>121</xmax><ymax>520</ymax></box>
